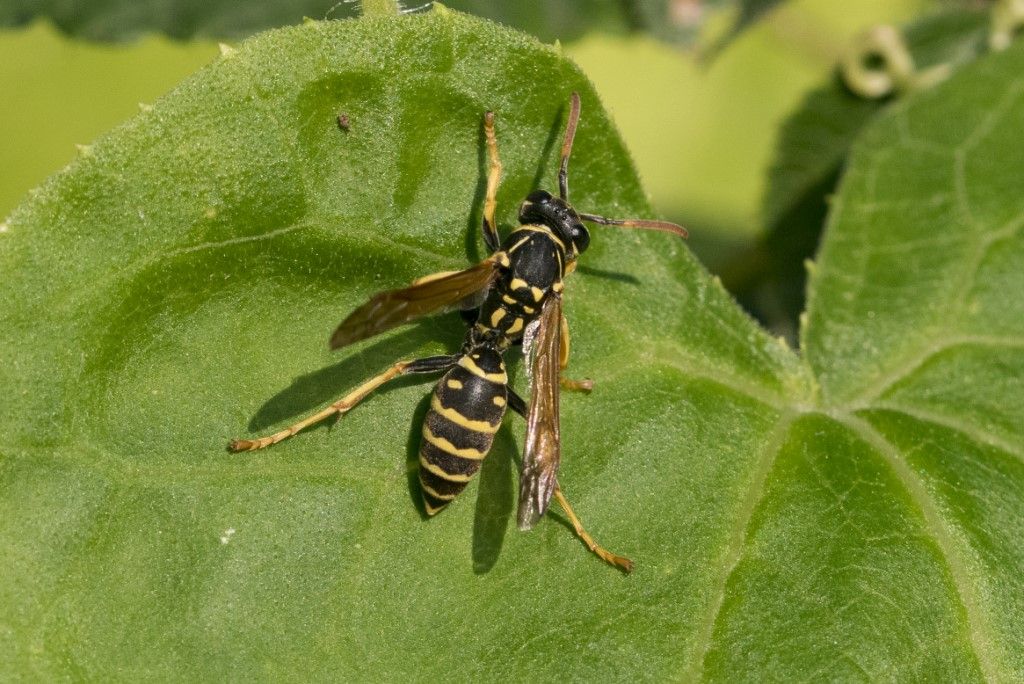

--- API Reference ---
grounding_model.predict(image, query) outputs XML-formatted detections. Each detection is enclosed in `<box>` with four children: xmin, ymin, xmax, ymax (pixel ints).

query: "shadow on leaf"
<box><xmin>471</xmin><ymin>428</ymin><xmax>517</xmax><ymax>574</ymax></box>
<box><xmin>247</xmin><ymin>316</ymin><xmax>464</xmax><ymax>433</ymax></box>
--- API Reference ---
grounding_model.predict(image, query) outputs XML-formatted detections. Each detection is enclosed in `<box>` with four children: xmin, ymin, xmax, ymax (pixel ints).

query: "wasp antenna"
<box><xmin>578</xmin><ymin>212</ymin><xmax>689</xmax><ymax>239</ymax></box>
<box><xmin>558</xmin><ymin>92</ymin><xmax>582</xmax><ymax>202</ymax></box>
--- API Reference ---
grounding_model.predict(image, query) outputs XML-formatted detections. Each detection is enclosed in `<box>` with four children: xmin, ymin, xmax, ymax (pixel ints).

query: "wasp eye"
<box><xmin>571</xmin><ymin>224</ymin><xmax>590</xmax><ymax>253</ymax></box>
<box><xmin>526</xmin><ymin>190</ymin><xmax>552</xmax><ymax>204</ymax></box>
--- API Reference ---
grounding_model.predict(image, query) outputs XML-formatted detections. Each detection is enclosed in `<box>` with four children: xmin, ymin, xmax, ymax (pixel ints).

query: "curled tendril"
<box><xmin>839</xmin><ymin>24</ymin><xmax>951</xmax><ymax>100</ymax></box>
<box><xmin>840</xmin><ymin>25</ymin><xmax>915</xmax><ymax>99</ymax></box>
<box><xmin>842</xmin><ymin>1</ymin><xmax>1024</xmax><ymax>101</ymax></box>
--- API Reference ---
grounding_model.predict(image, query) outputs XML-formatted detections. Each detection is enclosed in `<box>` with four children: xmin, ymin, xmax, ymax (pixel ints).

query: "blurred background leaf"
<box><xmin>0</xmin><ymin>0</ymin><xmax>942</xmax><ymax>230</ymax></box>
<box><xmin>723</xmin><ymin>5</ymin><xmax>992</xmax><ymax>342</ymax></box>
<box><xmin>0</xmin><ymin>0</ymin><xmax>1006</xmax><ymax>336</ymax></box>
<box><xmin>0</xmin><ymin>0</ymin><xmax>781</xmax><ymax>45</ymax></box>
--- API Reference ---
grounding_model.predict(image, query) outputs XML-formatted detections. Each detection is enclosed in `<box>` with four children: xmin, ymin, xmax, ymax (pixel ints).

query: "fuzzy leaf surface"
<box><xmin>1</xmin><ymin>9</ymin><xmax>1021</xmax><ymax>681</ymax></box>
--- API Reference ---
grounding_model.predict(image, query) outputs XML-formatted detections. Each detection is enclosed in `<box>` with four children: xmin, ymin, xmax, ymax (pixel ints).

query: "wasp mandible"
<box><xmin>229</xmin><ymin>93</ymin><xmax>687</xmax><ymax>571</ymax></box>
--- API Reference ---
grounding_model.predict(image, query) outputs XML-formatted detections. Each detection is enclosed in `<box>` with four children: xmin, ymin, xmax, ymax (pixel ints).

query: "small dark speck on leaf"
<box><xmin>337</xmin><ymin>112</ymin><xmax>351</xmax><ymax>132</ymax></box>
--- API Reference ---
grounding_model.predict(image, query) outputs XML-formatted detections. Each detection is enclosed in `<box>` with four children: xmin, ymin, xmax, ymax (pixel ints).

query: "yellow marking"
<box><xmin>423</xmin><ymin>497</ymin><xmax>446</xmax><ymax>516</ymax></box>
<box><xmin>431</xmin><ymin>395</ymin><xmax>500</xmax><ymax>433</ymax></box>
<box><xmin>497</xmin><ymin>252</ymin><xmax>511</xmax><ymax>268</ymax></box>
<box><xmin>510</xmin><ymin>277</ymin><xmax>530</xmax><ymax>292</ymax></box>
<box><xmin>565</xmin><ymin>260</ymin><xmax>577</xmax><ymax>275</ymax></box>
<box><xmin>522</xmin><ymin>305</ymin><xmax>535</xmax><ymax>314</ymax></box>
<box><xmin>419</xmin><ymin>454</ymin><xmax>475</xmax><ymax>482</ymax></box>
<box><xmin>446</xmin><ymin>379</ymin><xmax>463</xmax><ymax>390</ymax></box>
<box><xmin>517</xmin><ymin>224</ymin><xmax>566</xmax><ymax>251</ymax></box>
<box><xmin>502</xmin><ymin>294</ymin><xmax>517</xmax><ymax>305</ymax></box>
<box><xmin>553</xmin><ymin>281</ymin><xmax>564</xmax><ymax>293</ymax></box>
<box><xmin>530</xmin><ymin>286</ymin><xmax>544</xmax><ymax>302</ymax></box>
<box><xmin>411</xmin><ymin>270</ymin><xmax>458</xmax><ymax>286</ymax></box>
<box><xmin>506</xmin><ymin>317</ymin><xmax>524</xmax><ymax>335</ymax></box>
<box><xmin>507</xmin><ymin>236</ymin><xmax>531</xmax><ymax>254</ymax></box>
<box><xmin>555</xmin><ymin>248</ymin><xmax>564</xmax><ymax>276</ymax></box>
<box><xmin>490</xmin><ymin>308</ymin><xmax>506</xmax><ymax>327</ymax></box>
<box><xmin>421</xmin><ymin>481</ymin><xmax>458</xmax><ymax>501</ymax></box>
<box><xmin>458</xmin><ymin>356</ymin><xmax>507</xmax><ymax>383</ymax></box>
<box><xmin>492</xmin><ymin>395</ymin><xmax>506</xmax><ymax>407</ymax></box>
<box><xmin>422</xmin><ymin>425</ymin><xmax>488</xmax><ymax>460</ymax></box>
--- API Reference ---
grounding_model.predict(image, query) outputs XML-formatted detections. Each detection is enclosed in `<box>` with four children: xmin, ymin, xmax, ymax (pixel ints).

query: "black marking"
<box><xmin>425</xmin><ymin>411</ymin><xmax>493</xmax><ymax>452</ymax></box>
<box><xmin>420</xmin><ymin>468</ymin><xmax>468</xmax><ymax>499</ymax></box>
<box><xmin>435</xmin><ymin>368</ymin><xmax>507</xmax><ymax>425</ymax></box>
<box><xmin>420</xmin><ymin>440</ymin><xmax>483</xmax><ymax>478</ymax></box>
<box><xmin>421</xmin><ymin>487</ymin><xmax>455</xmax><ymax>514</ymax></box>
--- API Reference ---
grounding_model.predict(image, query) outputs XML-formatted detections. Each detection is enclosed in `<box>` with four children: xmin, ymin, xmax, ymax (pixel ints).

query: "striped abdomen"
<box><xmin>419</xmin><ymin>350</ymin><xmax>508</xmax><ymax>515</ymax></box>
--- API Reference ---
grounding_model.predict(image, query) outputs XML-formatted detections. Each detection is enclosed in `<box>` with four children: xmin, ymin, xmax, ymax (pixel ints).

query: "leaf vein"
<box><xmin>864</xmin><ymin>403</ymin><xmax>1024</xmax><ymax>464</ymax></box>
<box><xmin>684</xmin><ymin>412</ymin><xmax>796</xmax><ymax>680</ymax></box>
<box><xmin>836</xmin><ymin>414</ymin><xmax>1000</xmax><ymax>682</ymax></box>
<box><xmin>850</xmin><ymin>335</ymin><xmax>1024</xmax><ymax>407</ymax></box>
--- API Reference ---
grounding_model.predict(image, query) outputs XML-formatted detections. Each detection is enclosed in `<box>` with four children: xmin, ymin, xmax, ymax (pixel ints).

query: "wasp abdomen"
<box><xmin>419</xmin><ymin>351</ymin><xmax>508</xmax><ymax>515</ymax></box>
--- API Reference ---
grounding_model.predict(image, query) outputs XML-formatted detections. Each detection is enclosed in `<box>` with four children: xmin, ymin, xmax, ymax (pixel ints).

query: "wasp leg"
<box><xmin>481</xmin><ymin>110</ymin><xmax>503</xmax><ymax>253</ymax></box>
<box><xmin>229</xmin><ymin>355</ymin><xmax>458</xmax><ymax>452</ymax></box>
<box><xmin>553</xmin><ymin>485</ymin><xmax>634</xmax><ymax>573</ymax></box>
<box><xmin>505</xmin><ymin>388</ymin><xmax>631</xmax><ymax>572</ymax></box>
<box><xmin>558</xmin><ymin>314</ymin><xmax>593</xmax><ymax>393</ymax></box>
<box><xmin>507</xmin><ymin>387</ymin><xmax>528</xmax><ymax>417</ymax></box>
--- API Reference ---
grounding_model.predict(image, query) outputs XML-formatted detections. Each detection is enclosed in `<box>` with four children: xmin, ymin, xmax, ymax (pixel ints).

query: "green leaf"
<box><xmin>2</xmin><ymin>8</ymin><xmax>1022</xmax><ymax>681</ymax></box>
<box><xmin>798</xmin><ymin>42</ymin><xmax>1024</xmax><ymax>678</ymax></box>
<box><xmin>725</xmin><ymin>7</ymin><xmax>991</xmax><ymax>340</ymax></box>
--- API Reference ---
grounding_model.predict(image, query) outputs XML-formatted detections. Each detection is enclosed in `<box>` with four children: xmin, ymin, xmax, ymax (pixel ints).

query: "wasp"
<box><xmin>229</xmin><ymin>93</ymin><xmax>687</xmax><ymax>571</ymax></box>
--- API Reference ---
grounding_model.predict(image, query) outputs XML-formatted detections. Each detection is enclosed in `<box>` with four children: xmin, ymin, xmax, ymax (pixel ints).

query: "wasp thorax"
<box><xmin>518</xmin><ymin>190</ymin><xmax>591</xmax><ymax>255</ymax></box>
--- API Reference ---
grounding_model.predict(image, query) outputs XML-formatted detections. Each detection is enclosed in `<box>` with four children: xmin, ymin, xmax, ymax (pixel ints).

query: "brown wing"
<box><xmin>329</xmin><ymin>256</ymin><xmax>499</xmax><ymax>350</ymax></box>
<box><xmin>517</xmin><ymin>293</ymin><xmax>562</xmax><ymax>530</ymax></box>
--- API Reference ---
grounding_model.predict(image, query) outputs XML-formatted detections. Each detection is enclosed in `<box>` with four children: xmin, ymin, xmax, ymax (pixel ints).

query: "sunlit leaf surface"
<box><xmin>1</xmin><ymin>9</ymin><xmax>1021</xmax><ymax>680</ymax></box>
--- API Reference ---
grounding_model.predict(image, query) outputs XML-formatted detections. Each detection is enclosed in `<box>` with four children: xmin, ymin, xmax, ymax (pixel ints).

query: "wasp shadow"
<box><xmin>401</xmin><ymin>382</ymin><xmax>518</xmax><ymax>573</ymax></box>
<box><xmin>246</xmin><ymin>316</ymin><xmax>464</xmax><ymax>434</ymax></box>
<box><xmin>470</xmin><ymin>428</ymin><xmax>517</xmax><ymax>574</ymax></box>
<box><xmin>530</xmin><ymin>105</ymin><xmax>565</xmax><ymax>192</ymax></box>
<box><xmin>464</xmin><ymin>99</ymin><xmax>566</xmax><ymax>264</ymax></box>
<box><xmin>465</xmin><ymin>115</ymin><xmax>490</xmax><ymax>264</ymax></box>
<box><xmin>403</xmin><ymin>391</ymin><xmax>434</xmax><ymax>520</ymax></box>
<box><xmin>575</xmin><ymin>264</ymin><xmax>641</xmax><ymax>286</ymax></box>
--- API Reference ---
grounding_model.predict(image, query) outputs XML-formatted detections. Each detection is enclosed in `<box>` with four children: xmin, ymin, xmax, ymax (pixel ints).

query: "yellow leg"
<box><xmin>553</xmin><ymin>485</ymin><xmax>633</xmax><ymax>573</ymax></box>
<box><xmin>558</xmin><ymin>314</ymin><xmax>593</xmax><ymax>393</ymax></box>
<box><xmin>482</xmin><ymin>110</ymin><xmax>503</xmax><ymax>252</ymax></box>
<box><xmin>229</xmin><ymin>360</ymin><xmax>416</xmax><ymax>452</ymax></box>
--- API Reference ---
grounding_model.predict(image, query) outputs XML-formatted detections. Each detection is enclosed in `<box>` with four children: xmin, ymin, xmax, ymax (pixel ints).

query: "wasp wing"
<box><xmin>329</xmin><ymin>256</ymin><xmax>500</xmax><ymax>350</ymax></box>
<box><xmin>517</xmin><ymin>292</ymin><xmax>562</xmax><ymax>530</ymax></box>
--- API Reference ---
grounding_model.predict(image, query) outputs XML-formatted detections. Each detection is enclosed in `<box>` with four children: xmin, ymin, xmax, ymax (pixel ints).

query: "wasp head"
<box><xmin>518</xmin><ymin>190</ymin><xmax>590</xmax><ymax>256</ymax></box>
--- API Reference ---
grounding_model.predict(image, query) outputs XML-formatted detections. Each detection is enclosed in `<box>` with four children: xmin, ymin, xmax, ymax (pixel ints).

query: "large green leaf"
<box><xmin>2</xmin><ymin>8</ymin><xmax>1022</xmax><ymax>681</ymax></box>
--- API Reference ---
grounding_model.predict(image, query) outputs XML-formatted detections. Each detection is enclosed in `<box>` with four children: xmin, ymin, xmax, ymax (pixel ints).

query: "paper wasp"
<box><xmin>229</xmin><ymin>93</ymin><xmax>687</xmax><ymax>571</ymax></box>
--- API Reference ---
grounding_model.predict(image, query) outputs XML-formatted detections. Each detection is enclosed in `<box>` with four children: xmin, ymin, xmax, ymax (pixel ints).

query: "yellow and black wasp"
<box><xmin>229</xmin><ymin>93</ymin><xmax>686</xmax><ymax>571</ymax></box>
